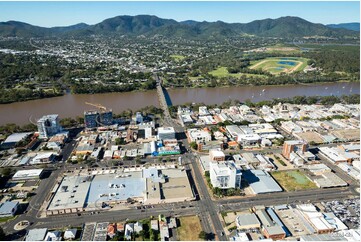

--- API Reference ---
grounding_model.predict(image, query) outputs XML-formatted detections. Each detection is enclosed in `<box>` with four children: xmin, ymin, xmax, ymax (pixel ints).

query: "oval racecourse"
<box><xmin>250</xmin><ymin>57</ymin><xmax>309</xmax><ymax>75</ymax></box>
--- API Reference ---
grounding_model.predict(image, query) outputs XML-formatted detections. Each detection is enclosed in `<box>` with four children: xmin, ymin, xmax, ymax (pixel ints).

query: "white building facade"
<box><xmin>209</xmin><ymin>161</ymin><xmax>242</xmax><ymax>189</ymax></box>
<box><xmin>37</xmin><ymin>114</ymin><xmax>62</xmax><ymax>139</ymax></box>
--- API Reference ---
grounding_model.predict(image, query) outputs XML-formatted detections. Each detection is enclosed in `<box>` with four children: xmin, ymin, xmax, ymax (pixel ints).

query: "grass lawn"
<box><xmin>189</xmin><ymin>76</ymin><xmax>203</xmax><ymax>81</ymax></box>
<box><xmin>271</xmin><ymin>170</ymin><xmax>317</xmax><ymax>191</ymax></box>
<box><xmin>208</xmin><ymin>66</ymin><xmax>266</xmax><ymax>79</ymax></box>
<box><xmin>250</xmin><ymin>57</ymin><xmax>308</xmax><ymax>75</ymax></box>
<box><xmin>177</xmin><ymin>216</ymin><xmax>203</xmax><ymax>241</ymax></box>
<box><xmin>170</xmin><ymin>55</ymin><xmax>186</xmax><ymax>61</ymax></box>
<box><xmin>0</xmin><ymin>215</ymin><xmax>17</xmax><ymax>223</ymax></box>
<box><xmin>265</xmin><ymin>45</ymin><xmax>302</xmax><ymax>54</ymax></box>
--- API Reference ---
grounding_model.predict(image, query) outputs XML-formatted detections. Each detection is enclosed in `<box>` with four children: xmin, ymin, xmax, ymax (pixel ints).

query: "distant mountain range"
<box><xmin>327</xmin><ymin>22</ymin><xmax>360</xmax><ymax>32</ymax></box>
<box><xmin>0</xmin><ymin>15</ymin><xmax>358</xmax><ymax>39</ymax></box>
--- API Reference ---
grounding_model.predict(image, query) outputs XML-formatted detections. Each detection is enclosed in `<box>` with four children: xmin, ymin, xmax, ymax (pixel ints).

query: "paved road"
<box><xmin>3</xmin><ymin>168</ymin><xmax>62</xmax><ymax>234</ymax></box>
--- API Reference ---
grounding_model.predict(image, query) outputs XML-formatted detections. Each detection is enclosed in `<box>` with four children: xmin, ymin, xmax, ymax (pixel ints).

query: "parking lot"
<box><xmin>322</xmin><ymin>198</ymin><xmax>360</xmax><ymax>229</ymax></box>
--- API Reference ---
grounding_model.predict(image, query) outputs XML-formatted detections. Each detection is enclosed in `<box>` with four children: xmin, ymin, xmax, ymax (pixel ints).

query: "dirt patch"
<box><xmin>177</xmin><ymin>216</ymin><xmax>203</xmax><ymax>241</ymax></box>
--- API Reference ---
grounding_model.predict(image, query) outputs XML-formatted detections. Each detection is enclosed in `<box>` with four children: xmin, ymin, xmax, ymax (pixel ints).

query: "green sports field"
<box><xmin>250</xmin><ymin>57</ymin><xmax>308</xmax><ymax>75</ymax></box>
<box><xmin>208</xmin><ymin>66</ymin><xmax>266</xmax><ymax>78</ymax></box>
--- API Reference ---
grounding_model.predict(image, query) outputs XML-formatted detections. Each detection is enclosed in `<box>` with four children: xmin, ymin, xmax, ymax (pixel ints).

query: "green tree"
<box><xmin>115</xmin><ymin>138</ymin><xmax>122</xmax><ymax>145</ymax></box>
<box><xmin>198</xmin><ymin>231</ymin><xmax>207</xmax><ymax>240</ymax></box>
<box><xmin>0</xmin><ymin>226</ymin><xmax>5</xmax><ymax>240</ymax></box>
<box><xmin>1</xmin><ymin>167</ymin><xmax>13</xmax><ymax>177</ymax></box>
<box><xmin>135</xmin><ymin>156</ymin><xmax>142</xmax><ymax>164</ymax></box>
<box><xmin>189</xmin><ymin>141</ymin><xmax>198</xmax><ymax>150</ymax></box>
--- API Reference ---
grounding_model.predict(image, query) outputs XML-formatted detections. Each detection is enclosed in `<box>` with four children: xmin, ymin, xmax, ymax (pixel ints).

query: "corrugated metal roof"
<box><xmin>243</xmin><ymin>170</ymin><xmax>282</xmax><ymax>194</ymax></box>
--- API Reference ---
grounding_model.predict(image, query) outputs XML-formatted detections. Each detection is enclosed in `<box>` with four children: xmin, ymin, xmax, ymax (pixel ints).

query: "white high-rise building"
<box><xmin>209</xmin><ymin>161</ymin><xmax>242</xmax><ymax>189</ymax></box>
<box><xmin>37</xmin><ymin>114</ymin><xmax>61</xmax><ymax>139</ymax></box>
<box><xmin>135</xmin><ymin>112</ymin><xmax>143</xmax><ymax>124</ymax></box>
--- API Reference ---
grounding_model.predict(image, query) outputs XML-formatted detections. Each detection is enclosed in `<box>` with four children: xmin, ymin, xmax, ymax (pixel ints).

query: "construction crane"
<box><xmin>85</xmin><ymin>102</ymin><xmax>107</xmax><ymax>111</ymax></box>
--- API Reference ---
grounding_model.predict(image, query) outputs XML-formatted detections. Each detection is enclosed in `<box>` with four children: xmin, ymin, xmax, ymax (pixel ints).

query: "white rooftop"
<box><xmin>3</xmin><ymin>132</ymin><xmax>32</xmax><ymax>144</ymax></box>
<box><xmin>26</xmin><ymin>228</ymin><xmax>48</xmax><ymax>241</ymax></box>
<box><xmin>12</xmin><ymin>169</ymin><xmax>43</xmax><ymax>179</ymax></box>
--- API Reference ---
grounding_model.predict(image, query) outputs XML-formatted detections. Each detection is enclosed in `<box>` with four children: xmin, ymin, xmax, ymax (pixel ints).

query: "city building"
<box><xmin>262</xmin><ymin>225</ymin><xmax>286</xmax><ymax>240</ymax></box>
<box><xmin>187</xmin><ymin>128</ymin><xmax>211</xmax><ymax>143</ymax></box>
<box><xmin>84</xmin><ymin>111</ymin><xmax>99</xmax><ymax>129</ymax></box>
<box><xmin>100</xmin><ymin>110</ymin><xmax>113</xmax><ymax>126</ymax></box>
<box><xmin>0</xmin><ymin>132</ymin><xmax>32</xmax><ymax>150</ymax></box>
<box><xmin>64</xmin><ymin>229</ymin><xmax>77</xmax><ymax>240</ymax></box>
<box><xmin>37</xmin><ymin>114</ymin><xmax>62</xmax><ymax>139</ymax></box>
<box><xmin>209</xmin><ymin>150</ymin><xmax>225</xmax><ymax>162</ymax></box>
<box><xmin>242</xmin><ymin>170</ymin><xmax>283</xmax><ymax>194</ymax></box>
<box><xmin>209</xmin><ymin>161</ymin><xmax>242</xmax><ymax>189</ymax></box>
<box><xmin>297</xmin><ymin>204</ymin><xmax>336</xmax><ymax>234</ymax></box>
<box><xmin>158</xmin><ymin>127</ymin><xmax>176</xmax><ymax>140</ymax></box>
<box><xmin>46</xmin><ymin>167</ymin><xmax>194</xmax><ymax>215</ymax></box>
<box><xmin>282</xmin><ymin>140</ymin><xmax>308</xmax><ymax>159</ymax></box>
<box><xmin>135</xmin><ymin>112</ymin><xmax>143</xmax><ymax>124</ymax></box>
<box><xmin>0</xmin><ymin>201</ymin><xmax>19</xmax><ymax>217</ymax></box>
<box><xmin>235</xmin><ymin>213</ymin><xmax>261</xmax><ymax>229</ymax></box>
<box><xmin>124</xmin><ymin>223</ymin><xmax>134</xmax><ymax>240</ymax></box>
<box><xmin>313</xmin><ymin>172</ymin><xmax>348</xmax><ymax>188</ymax></box>
<box><xmin>237</xmin><ymin>134</ymin><xmax>262</xmax><ymax>146</ymax></box>
<box><xmin>44</xmin><ymin>231</ymin><xmax>62</xmax><ymax>241</ymax></box>
<box><xmin>199</xmin><ymin>106</ymin><xmax>210</xmax><ymax>116</ymax></box>
<box><xmin>300</xmin><ymin>234</ymin><xmax>346</xmax><ymax>241</ymax></box>
<box><xmin>12</xmin><ymin>169</ymin><xmax>44</xmax><ymax>181</ymax></box>
<box><xmin>25</xmin><ymin>228</ymin><xmax>48</xmax><ymax>241</ymax></box>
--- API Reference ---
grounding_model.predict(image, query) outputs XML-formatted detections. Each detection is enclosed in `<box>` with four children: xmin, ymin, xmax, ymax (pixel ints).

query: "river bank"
<box><xmin>0</xmin><ymin>82</ymin><xmax>359</xmax><ymax>125</ymax></box>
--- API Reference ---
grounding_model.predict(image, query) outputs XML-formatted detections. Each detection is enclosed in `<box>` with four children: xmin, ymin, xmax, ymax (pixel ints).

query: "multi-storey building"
<box><xmin>282</xmin><ymin>140</ymin><xmax>308</xmax><ymax>159</ymax></box>
<box><xmin>37</xmin><ymin>114</ymin><xmax>61</xmax><ymax>139</ymax></box>
<box><xmin>209</xmin><ymin>161</ymin><xmax>242</xmax><ymax>189</ymax></box>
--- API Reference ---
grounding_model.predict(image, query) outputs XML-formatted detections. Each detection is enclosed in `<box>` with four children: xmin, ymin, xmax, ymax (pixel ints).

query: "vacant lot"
<box><xmin>297</xmin><ymin>131</ymin><xmax>324</xmax><ymax>144</ymax></box>
<box><xmin>271</xmin><ymin>170</ymin><xmax>317</xmax><ymax>191</ymax></box>
<box><xmin>250</xmin><ymin>57</ymin><xmax>308</xmax><ymax>75</ymax></box>
<box><xmin>177</xmin><ymin>216</ymin><xmax>203</xmax><ymax>241</ymax></box>
<box><xmin>208</xmin><ymin>66</ymin><xmax>266</xmax><ymax>78</ymax></box>
<box><xmin>331</xmin><ymin>129</ymin><xmax>360</xmax><ymax>141</ymax></box>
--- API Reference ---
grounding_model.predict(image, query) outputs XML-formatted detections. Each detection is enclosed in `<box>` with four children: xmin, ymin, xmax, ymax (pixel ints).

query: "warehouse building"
<box><xmin>47</xmin><ymin>166</ymin><xmax>194</xmax><ymax>215</ymax></box>
<box><xmin>0</xmin><ymin>132</ymin><xmax>32</xmax><ymax>150</ymax></box>
<box><xmin>235</xmin><ymin>213</ymin><xmax>261</xmax><ymax>229</ymax></box>
<box><xmin>12</xmin><ymin>169</ymin><xmax>44</xmax><ymax>181</ymax></box>
<box><xmin>242</xmin><ymin>170</ymin><xmax>282</xmax><ymax>194</ymax></box>
<box><xmin>25</xmin><ymin>228</ymin><xmax>48</xmax><ymax>241</ymax></box>
<box><xmin>0</xmin><ymin>201</ymin><xmax>19</xmax><ymax>217</ymax></box>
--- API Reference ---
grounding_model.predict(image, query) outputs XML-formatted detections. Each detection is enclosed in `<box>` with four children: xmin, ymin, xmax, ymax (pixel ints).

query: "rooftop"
<box><xmin>158</xmin><ymin>127</ymin><xmax>175</xmax><ymax>133</ymax></box>
<box><xmin>26</xmin><ymin>228</ymin><xmax>48</xmax><ymax>241</ymax></box>
<box><xmin>0</xmin><ymin>201</ymin><xmax>19</xmax><ymax>215</ymax></box>
<box><xmin>38</xmin><ymin>114</ymin><xmax>58</xmax><ymax>122</ymax></box>
<box><xmin>243</xmin><ymin>170</ymin><xmax>282</xmax><ymax>194</ymax></box>
<box><xmin>3</xmin><ymin>132</ymin><xmax>32</xmax><ymax>144</ymax></box>
<box><xmin>12</xmin><ymin>169</ymin><xmax>43</xmax><ymax>179</ymax></box>
<box><xmin>236</xmin><ymin>213</ymin><xmax>261</xmax><ymax>227</ymax></box>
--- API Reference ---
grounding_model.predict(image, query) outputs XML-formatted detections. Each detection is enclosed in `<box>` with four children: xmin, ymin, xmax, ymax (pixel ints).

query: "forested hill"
<box><xmin>0</xmin><ymin>15</ymin><xmax>358</xmax><ymax>39</ymax></box>
<box><xmin>327</xmin><ymin>22</ymin><xmax>360</xmax><ymax>32</ymax></box>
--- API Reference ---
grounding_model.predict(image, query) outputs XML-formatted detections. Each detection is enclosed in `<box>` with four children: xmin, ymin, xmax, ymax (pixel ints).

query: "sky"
<box><xmin>0</xmin><ymin>1</ymin><xmax>359</xmax><ymax>27</ymax></box>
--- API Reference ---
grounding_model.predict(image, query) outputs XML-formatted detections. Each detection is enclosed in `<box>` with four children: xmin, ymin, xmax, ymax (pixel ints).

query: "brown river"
<box><xmin>0</xmin><ymin>82</ymin><xmax>359</xmax><ymax>125</ymax></box>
